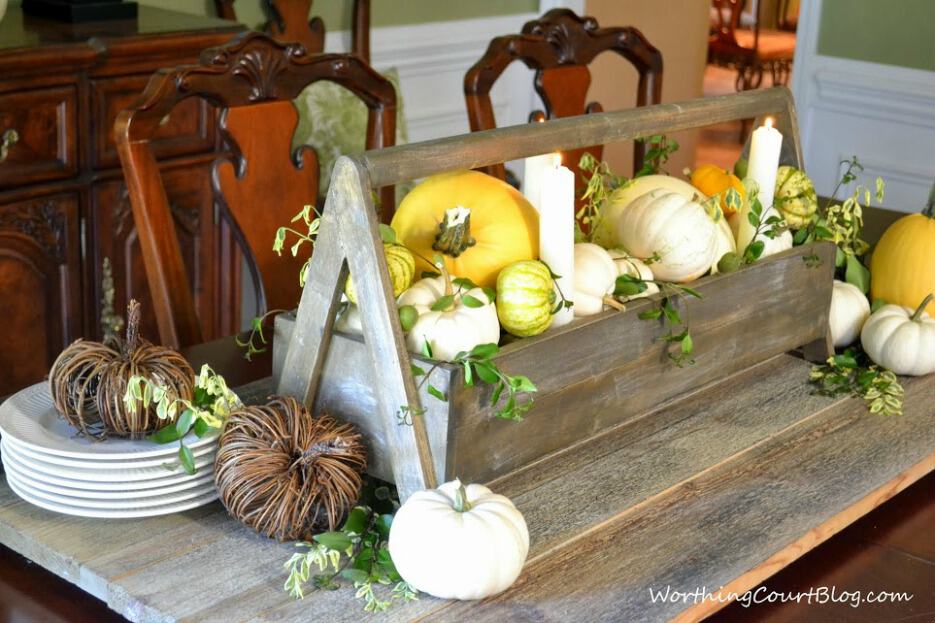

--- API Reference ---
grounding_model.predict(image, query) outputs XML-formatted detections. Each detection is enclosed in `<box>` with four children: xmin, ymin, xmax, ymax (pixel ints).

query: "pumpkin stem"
<box><xmin>603</xmin><ymin>296</ymin><xmax>627</xmax><ymax>312</ymax></box>
<box><xmin>924</xmin><ymin>182</ymin><xmax>935</xmax><ymax>218</ymax></box>
<box><xmin>452</xmin><ymin>479</ymin><xmax>472</xmax><ymax>513</ymax></box>
<box><xmin>911</xmin><ymin>293</ymin><xmax>934</xmax><ymax>321</ymax></box>
<box><xmin>433</xmin><ymin>206</ymin><xmax>476</xmax><ymax>258</ymax></box>
<box><xmin>124</xmin><ymin>299</ymin><xmax>141</xmax><ymax>356</ymax></box>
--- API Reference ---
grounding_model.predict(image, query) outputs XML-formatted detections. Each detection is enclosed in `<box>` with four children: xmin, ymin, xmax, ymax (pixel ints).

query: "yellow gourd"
<box><xmin>689</xmin><ymin>164</ymin><xmax>745</xmax><ymax>216</ymax></box>
<box><xmin>870</xmin><ymin>187</ymin><xmax>935</xmax><ymax>316</ymax></box>
<box><xmin>391</xmin><ymin>171</ymin><xmax>539</xmax><ymax>288</ymax></box>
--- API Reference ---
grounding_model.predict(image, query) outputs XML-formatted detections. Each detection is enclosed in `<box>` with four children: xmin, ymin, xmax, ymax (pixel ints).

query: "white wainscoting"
<box><xmin>324</xmin><ymin>13</ymin><xmax>540</xmax><ymax>177</ymax></box>
<box><xmin>792</xmin><ymin>0</ymin><xmax>935</xmax><ymax>212</ymax></box>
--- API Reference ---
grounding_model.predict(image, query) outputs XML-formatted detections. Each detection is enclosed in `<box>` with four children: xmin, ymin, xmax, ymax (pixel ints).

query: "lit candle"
<box><xmin>523</xmin><ymin>152</ymin><xmax>555</xmax><ymax>212</ymax></box>
<box><xmin>538</xmin><ymin>155</ymin><xmax>575</xmax><ymax>328</ymax></box>
<box><xmin>739</xmin><ymin>117</ymin><xmax>783</xmax><ymax>250</ymax></box>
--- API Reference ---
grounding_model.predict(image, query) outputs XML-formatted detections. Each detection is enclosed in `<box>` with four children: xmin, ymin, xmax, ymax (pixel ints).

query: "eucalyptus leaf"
<box><xmin>427</xmin><ymin>384</ymin><xmax>447</xmax><ymax>402</ymax></box>
<box><xmin>460</xmin><ymin>294</ymin><xmax>485</xmax><ymax>308</ymax></box>
<box><xmin>430</xmin><ymin>295</ymin><xmax>455</xmax><ymax>312</ymax></box>
<box><xmin>845</xmin><ymin>254</ymin><xmax>870</xmax><ymax>294</ymax></box>
<box><xmin>179</xmin><ymin>444</ymin><xmax>195</xmax><ymax>475</ymax></box>
<box><xmin>314</xmin><ymin>532</ymin><xmax>353</xmax><ymax>551</ymax></box>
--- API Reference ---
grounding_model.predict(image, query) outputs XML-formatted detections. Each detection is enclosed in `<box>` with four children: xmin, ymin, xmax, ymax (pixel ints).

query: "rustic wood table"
<box><xmin>0</xmin><ymin>349</ymin><xmax>932</xmax><ymax>622</ymax></box>
<box><xmin>0</xmin><ymin>206</ymin><xmax>930</xmax><ymax>622</ymax></box>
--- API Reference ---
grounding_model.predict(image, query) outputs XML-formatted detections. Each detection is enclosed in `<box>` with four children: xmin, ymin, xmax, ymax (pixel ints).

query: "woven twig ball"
<box><xmin>48</xmin><ymin>300</ymin><xmax>193</xmax><ymax>439</ymax></box>
<box><xmin>215</xmin><ymin>396</ymin><xmax>367</xmax><ymax>541</ymax></box>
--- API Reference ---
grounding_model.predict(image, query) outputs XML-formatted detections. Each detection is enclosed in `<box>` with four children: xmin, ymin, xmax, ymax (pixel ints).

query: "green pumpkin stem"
<box><xmin>924</xmin><ymin>182</ymin><xmax>935</xmax><ymax>219</ymax></box>
<box><xmin>433</xmin><ymin>206</ymin><xmax>476</xmax><ymax>258</ymax></box>
<box><xmin>452</xmin><ymin>480</ymin><xmax>472</xmax><ymax>513</ymax></box>
<box><xmin>911</xmin><ymin>293</ymin><xmax>934</xmax><ymax>321</ymax></box>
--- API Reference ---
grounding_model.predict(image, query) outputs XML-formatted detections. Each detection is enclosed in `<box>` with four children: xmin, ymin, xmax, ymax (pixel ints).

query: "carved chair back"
<box><xmin>464</xmin><ymin>8</ymin><xmax>663</xmax><ymax>194</ymax></box>
<box><xmin>115</xmin><ymin>32</ymin><xmax>396</xmax><ymax>349</ymax></box>
<box><xmin>215</xmin><ymin>0</ymin><xmax>371</xmax><ymax>62</ymax></box>
<box><xmin>710</xmin><ymin>0</ymin><xmax>758</xmax><ymax>59</ymax></box>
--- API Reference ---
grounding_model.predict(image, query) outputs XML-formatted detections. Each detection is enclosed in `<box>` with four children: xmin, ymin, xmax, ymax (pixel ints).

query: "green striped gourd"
<box><xmin>496</xmin><ymin>260</ymin><xmax>555</xmax><ymax>337</ymax></box>
<box><xmin>346</xmin><ymin>243</ymin><xmax>415</xmax><ymax>304</ymax></box>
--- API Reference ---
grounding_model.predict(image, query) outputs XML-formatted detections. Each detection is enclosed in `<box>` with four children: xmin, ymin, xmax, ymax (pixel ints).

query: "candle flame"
<box><xmin>552</xmin><ymin>153</ymin><xmax>563</xmax><ymax>168</ymax></box>
<box><xmin>765</xmin><ymin>117</ymin><xmax>774</xmax><ymax>129</ymax></box>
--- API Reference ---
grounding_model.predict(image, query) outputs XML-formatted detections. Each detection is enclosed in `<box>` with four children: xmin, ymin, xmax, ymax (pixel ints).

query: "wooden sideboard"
<box><xmin>0</xmin><ymin>5</ymin><xmax>243</xmax><ymax>395</ymax></box>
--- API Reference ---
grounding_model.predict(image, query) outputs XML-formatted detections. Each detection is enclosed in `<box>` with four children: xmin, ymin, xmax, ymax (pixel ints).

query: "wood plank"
<box><xmin>361</xmin><ymin>88</ymin><xmax>800</xmax><ymax>187</ymax></box>
<box><xmin>422</xmin><ymin>369</ymin><xmax>935</xmax><ymax>622</ymax></box>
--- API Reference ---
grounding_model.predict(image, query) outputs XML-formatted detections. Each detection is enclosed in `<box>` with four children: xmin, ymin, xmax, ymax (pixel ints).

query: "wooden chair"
<box><xmin>464</xmin><ymin>8</ymin><xmax>663</xmax><ymax>188</ymax></box>
<box><xmin>214</xmin><ymin>0</ymin><xmax>372</xmax><ymax>62</ymax></box>
<box><xmin>115</xmin><ymin>32</ymin><xmax>396</xmax><ymax>350</ymax></box>
<box><xmin>708</xmin><ymin>0</ymin><xmax>796</xmax><ymax>92</ymax></box>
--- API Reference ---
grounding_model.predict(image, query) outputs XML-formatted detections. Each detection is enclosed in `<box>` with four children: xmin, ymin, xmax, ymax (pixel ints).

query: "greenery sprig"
<box><xmin>273</xmin><ymin>203</ymin><xmax>322</xmax><ymax>287</ymax></box>
<box><xmin>123</xmin><ymin>365</ymin><xmax>241</xmax><ymax>474</ymax></box>
<box><xmin>733</xmin><ymin>182</ymin><xmax>788</xmax><ymax>265</ymax></box>
<box><xmin>615</xmin><ymin>274</ymin><xmax>703</xmax><ymax>367</ymax></box>
<box><xmin>791</xmin><ymin>156</ymin><xmax>884</xmax><ymax>293</ymax></box>
<box><xmin>809</xmin><ymin>347</ymin><xmax>904</xmax><ymax>416</ymax></box>
<box><xmin>634</xmin><ymin>134</ymin><xmax>680</xmax><ymax>178</ymax></box>
<box><xmin>401</xmin><ymin>342</ymin><xmax>537</xmax><ymax>424</ymax></box>
<box><xmin>578</xmin><ymin>152</ymin><xmax>629</xmax><ymax>240</ymax></box>
<box><xmin>283</xmin><ymin>484</ymin><xmax>418</xmax><ymax>613</ymax></box>
<box><xmin>235</xmin><ymin>308</ymin><xmax>289</xmax><ymax>361</ymax></box>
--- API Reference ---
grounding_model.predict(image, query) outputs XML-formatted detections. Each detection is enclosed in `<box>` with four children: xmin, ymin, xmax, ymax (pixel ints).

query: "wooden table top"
<box><xmin>0</xmin><ymin>352</ymin><xmax>932</xmax><ymax>622</ymax></box>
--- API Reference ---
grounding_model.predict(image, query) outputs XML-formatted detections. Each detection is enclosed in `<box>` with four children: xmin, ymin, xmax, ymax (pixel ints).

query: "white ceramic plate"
<box><xmin>4</xmin><ymin>468</ymin><xmax>216</xmax><ymax>509</ymax></box>
<box><xmin>2</xmin><ymin>433</ymin><xmax>216</xmax><ymax>469</ymax></box>
<box><xmin>2</xmin><ymin>454</ymin><xmax>215</xmax><ymax>499</ymax></box>
<box><xmin>1</xmin><ymin>439</ymin><xmax>214</xmax><ymax>483</ymax></box>
<box><xmin>0</xmin><ymin>447</ymin><xmax>215</xmax><ymax>491</ymax></box>
<box><xmin>0</xmin><ymin>383</ymin><xmax>218</xmax><ymax>459</ymax></box>
<box><xmin>5</xmin><ymin>474</ymin><xmax>219</xmax><ymax>519</ymax></box>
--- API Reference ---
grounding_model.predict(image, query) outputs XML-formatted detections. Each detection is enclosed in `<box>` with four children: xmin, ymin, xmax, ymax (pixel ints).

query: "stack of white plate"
<box><xmin>0</xmin><ymin>383</ymin><xmax>219</xmax><ymax>518</ymax></box>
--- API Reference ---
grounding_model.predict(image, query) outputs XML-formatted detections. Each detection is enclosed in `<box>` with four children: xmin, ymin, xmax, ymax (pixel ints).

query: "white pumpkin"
<box><xmin>334</xmin><ymin>303</ymin><xmax>363</xmax><ymax>335</ymax></box>
<box><xmin>388</xmin><ymin>479</ymin><xmax>529</xmax><ymax>600</ymax></box>
<box><xmin>608</xmin><ymin>249</ymin><xmax>658</xmax><ymax>301</ymax></box>
<box><xmin>592</xmin><ymin>175</ymin><xmax>704</xmax><ymax>248</ymax></box>
<box><xmin>397</xmin><ymin>276</ymin><xmax>500</xmax><ymax>361</ymax></box>
<box><xmin>829</xmin><ymin>280</ymin><xmax>870</xmax><ymax>347</ymax></box>
<box><xmin>572</xmin><ymin>243</ymin><xmax>618</xmax><ymax>316</ymax></box>
<box><xmin>709</xmin><ymin>216</ymin><xmax>737</xmax><ymax>274</ymax></box>
<box><xmin>616</xmin><ymin>189</ymin><xmax>719</xmax><ymax>283</ymax></box>
<box><xmin>861</xmin><ymin>294</ymin><xmax>935</xmax><ymax>376</ymax></box>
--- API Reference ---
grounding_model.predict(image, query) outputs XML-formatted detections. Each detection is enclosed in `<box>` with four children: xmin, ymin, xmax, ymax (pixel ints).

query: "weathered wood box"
<box><xmin>274</xmin><ymin>88</ymin><xmax>834</xmax><ymax>500</ymax></box>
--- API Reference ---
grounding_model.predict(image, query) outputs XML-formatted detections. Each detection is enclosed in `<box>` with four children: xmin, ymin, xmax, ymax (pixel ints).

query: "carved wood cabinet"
<box><xmin>0</xmin><ymin>6</ymin><xmax>242</xmax><ymax>395</ymax></box>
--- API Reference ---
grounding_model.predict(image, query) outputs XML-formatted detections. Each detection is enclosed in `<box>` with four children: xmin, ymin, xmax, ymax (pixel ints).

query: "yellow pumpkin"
<box><xmin>690</xmin><ymin>164</ymin><xmax>745</xmax><ymax>216</ymax></box>
<box><xmin>391</xmin><ymin>170</ymin><xmax>539</xmax><ymax>288</ymax></box>
<box><xmin>870</xmin><ymin>192</ymin><xmax>935</xmax><ymax>316</ymax></box>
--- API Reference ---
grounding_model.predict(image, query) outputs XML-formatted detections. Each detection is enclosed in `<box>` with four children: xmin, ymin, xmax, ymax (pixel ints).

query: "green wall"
<box><xmin>817</xmin><ymin>0</ymin><xmax>935</xmax><ymax>71</ymax></box>
<box><xmin>143</xmin><ymin>0</ymin><xmax>539</xmax><ymax>30</ymax></box>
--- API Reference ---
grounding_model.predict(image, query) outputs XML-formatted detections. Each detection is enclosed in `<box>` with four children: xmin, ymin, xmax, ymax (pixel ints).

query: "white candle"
<box><xmin>739</xmin><ymin>117</ymin><xmax>783</xmax><ymax>250</ymax></box>
<box><xmin>523</xmin><ymin>152</ymin><xmax>555</xmax><ymax>212</ymax></box>
<box><xmin>538</xmin><ymin>155</ymin><xmax>575</xmax><ymax>328</ymax></box>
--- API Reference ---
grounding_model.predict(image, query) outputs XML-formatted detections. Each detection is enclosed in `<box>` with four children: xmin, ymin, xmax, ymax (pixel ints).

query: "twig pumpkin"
<box><xmin>48</xmin><ymin>300</ymin><xmax>194</xmax><ymax>439</ymax></box>
<box><xmin>214</xmin><ymin>396</ymin><xmax>367</xmax><ymax>541</ymax></box>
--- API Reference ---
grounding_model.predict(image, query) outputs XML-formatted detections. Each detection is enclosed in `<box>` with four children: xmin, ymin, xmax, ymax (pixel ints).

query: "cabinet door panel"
<box><xmin>0</xmin><ymin>86</ymin><xmax>78</xmax><ymax>189</ymax></box>
<box><xmin>0</xmin><ymin>194</ymin><xmax>81</xmax><ymax>395</ymax></box>
<box><xmin>89</xmin><ymin>164</ymin><xmax>218</xmax><ymax>344</ymax></box>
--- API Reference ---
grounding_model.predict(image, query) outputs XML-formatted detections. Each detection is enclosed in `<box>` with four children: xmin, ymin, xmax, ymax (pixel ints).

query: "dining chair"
<box><xmin>214</xmin><ymin>0</ymin><xmax>372</xmax><ymax>62</ymax></box>
<box><xmin>115</xmin><ymin>31</ymin><xmax>396</xmax><ymax>350</ymax></box>
<box><xmin>464</xmin><ymin>8</ymin><xmax>663</xmax><ymax>187</ymax></box>
<box><xmin>708</xmin><ymin>0</ymin><xmax>796</xmax><ymax>92</ymax></box>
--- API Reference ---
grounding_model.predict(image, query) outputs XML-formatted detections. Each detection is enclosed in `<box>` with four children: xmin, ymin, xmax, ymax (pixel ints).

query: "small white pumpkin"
<box><xmin>388</xmin><ymin>479</ymin><xmax>529</xmax><ymax>600</ymax></box>
<box><xmin>398</xmin><ymin>276</ymin><xmax>499</xmax><ymax>361</ymax></box>
<box><xmin>572</xmin><ymin>243</ymin><xmax>618</xmax><ymax>316</ymax></box>
<box><xmin>608</xmin><ymin>249</ymin><xmax>658</xmax><ymax>301</ymax></box>
<box><xmin>861</xmin><ymin>294</ymin><xmax>935</xmax><ymax>376</ymax></box>
<box><xmin>334</xmin><ymin>303</ymin><xmax>363</xmax><ymax>335</ymax></box>
<box><xmin>829</xmin><ymin>280</ymin><xmax>870</xmax><ymax>347</ymax></box>
<box><xmin>709</xmin><ymin>216</ymin><xmax>737</xmax><ymax>274</ymax></box>
<box><xmin>616</xmin><ymin>189</ymin><xmax>719</xmax><ymax>283</ymax></box>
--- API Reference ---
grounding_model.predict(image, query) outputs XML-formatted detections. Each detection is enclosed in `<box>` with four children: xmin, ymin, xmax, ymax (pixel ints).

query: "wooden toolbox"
<box><xmin>274</xmin><ymin>88</ymin><xmax>835</xmax><ymax>500</ymax></box>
